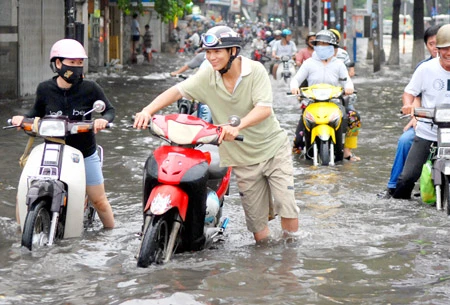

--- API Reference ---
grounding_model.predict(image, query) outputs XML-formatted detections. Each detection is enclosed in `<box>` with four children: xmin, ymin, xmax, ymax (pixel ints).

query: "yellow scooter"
<box><xmin>300</xmin><ymin>84</ymin><xmax>345</xmax><ymax>166</ymax></box>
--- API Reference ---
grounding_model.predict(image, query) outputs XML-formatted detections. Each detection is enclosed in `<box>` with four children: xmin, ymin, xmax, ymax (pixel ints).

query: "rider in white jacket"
<box><xmin>290</xmin><ymin>29</ymin><xmax>360</xmax><ymax>161</ymax></box>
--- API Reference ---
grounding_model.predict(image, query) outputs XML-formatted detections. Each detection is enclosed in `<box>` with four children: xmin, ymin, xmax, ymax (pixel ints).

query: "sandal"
<box><xmin>344</xmin><ymin>153</ymin><xmax>361</xmax><ymax>162</ymax></box>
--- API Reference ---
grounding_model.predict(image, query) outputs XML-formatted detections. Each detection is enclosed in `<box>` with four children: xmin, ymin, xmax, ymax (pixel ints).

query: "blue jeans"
<box><xmin>387</xmin><ymin>127</ymin><xmax>415</xmax><ymax>189</ymax></box>
<box><xmin>393</xmin><ymin>136</ymin><xmax>434</xmax><ymax>199</ymax></box>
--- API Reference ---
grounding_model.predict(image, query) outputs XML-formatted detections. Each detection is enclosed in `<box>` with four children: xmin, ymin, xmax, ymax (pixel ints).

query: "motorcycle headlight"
<box><xmin>435</xmin><ymin>108</ymin><xmax>450</xmax><ymax>123</ymax></box>
<box><xmin>303</xmin><ymin>109</ymin><xmax>316</xmax><ymax>129</ymax></box>
<box><xmin>329</xmin><ymin>110</ymin><xmax>342</xmax><ymax>128</ymax></box>
<box><xmin>438</xmin><ymin>128</ymin><xmax>450</xmax><ymax>146</ymax></box>
<box><xmin>39</xmin><ymin>120</ymin><xmax>66</xmax><ymax>137</ymax></box>
<box><xmin>312</xmin><ymin>88</ymin><xmax>332</xmax><ymax>101</ymax></box>
<box><xmin>281</xmin><ymin>55</ymin><xmax>290</xmax><ymax>61</ymax></box>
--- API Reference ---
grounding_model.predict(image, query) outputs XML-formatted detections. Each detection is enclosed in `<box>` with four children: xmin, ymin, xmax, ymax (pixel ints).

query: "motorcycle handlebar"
<box><xmin>235</xmin><ymin>135</ymin><xmax>244</xmax><ymax>141</ymax></box>
<box><xmin>3</xmin><ymin>119</ymin><xmax>15</xmax><ymax>129</ymax></box>
<box><xmin>4</xmin><ymin>118</ymin><xmax>113</xmax><ymax>130</ymax></box>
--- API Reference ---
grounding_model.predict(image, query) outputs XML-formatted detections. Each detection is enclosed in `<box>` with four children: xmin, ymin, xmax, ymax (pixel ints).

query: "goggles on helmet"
<box><xmin>201</xmin><ymin>33</ymin><xmax>221</xmax><ymax>47</ymax></box>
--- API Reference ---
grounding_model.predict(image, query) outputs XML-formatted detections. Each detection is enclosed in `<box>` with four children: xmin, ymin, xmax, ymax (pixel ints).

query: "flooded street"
<box><xmin>1</xmin><ymin>41</ymin><xmax>450</xmax><ymax>304</ymax></box>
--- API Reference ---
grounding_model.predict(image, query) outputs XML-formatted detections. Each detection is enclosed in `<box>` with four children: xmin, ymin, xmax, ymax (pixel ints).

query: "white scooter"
<box><xmin>276</xmin><ymin>55</ymin><xmax>296</xmax><ymax>83</ymax></box>
<box><xmin>6</xmin><ymin>101</ymin><xmax>109</xmax><ymax>250</ymax></box>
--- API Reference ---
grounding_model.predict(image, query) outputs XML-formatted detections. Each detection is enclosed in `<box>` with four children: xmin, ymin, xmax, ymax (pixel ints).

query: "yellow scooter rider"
<box><xmin>290</xmin><ymin>29</ymin><xmax>361</xmax><ymax>161</ymax></box>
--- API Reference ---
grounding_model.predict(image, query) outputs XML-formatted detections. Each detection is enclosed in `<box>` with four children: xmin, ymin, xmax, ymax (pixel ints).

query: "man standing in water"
<box><xmin>392</xmin><ymin>24</ymin><xmax>450</xmax><ymax>199</ymax></box>
<box><xmin>377</xmin><ymin>24</ymin><xmax>442</xmax><ymax>199</ymax></box>
<box><xmin>134</xmin><ymin>25</ymin><xmax>299</xmax><ymax>243</ymax></box>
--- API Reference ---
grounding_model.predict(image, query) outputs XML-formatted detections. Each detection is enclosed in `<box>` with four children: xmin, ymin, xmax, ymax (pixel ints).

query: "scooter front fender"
<box><xmin>17</xmin><ymin>143</ymin><xmax>85</xmax><ymax>238</ymax></box>
<box><xmin>310</xmin><ymin>124</ymin><xmax>336</xmax><ymax>144</ymax></box>
<box><xmin>145</xmin><ymin>185</ymin><xmax>189</xmax><ymax>221</ymax></box>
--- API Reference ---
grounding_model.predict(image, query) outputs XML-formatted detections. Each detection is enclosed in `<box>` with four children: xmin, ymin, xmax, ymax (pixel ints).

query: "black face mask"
<box><xmin>57</xmin><ymin>63</ymin><xmax>84</xmax><ymax>84</ymax></box>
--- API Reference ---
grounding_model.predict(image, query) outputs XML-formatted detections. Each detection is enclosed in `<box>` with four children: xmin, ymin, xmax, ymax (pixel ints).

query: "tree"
<box><xmin>117</xmin><ymin>0</ymin><xmax>192</xmax><ymax>23</ymax></box>
<box><xmin>386</xmin><ymin>0</ymin><xmax>401</xmax><ymax>65</ymax></box>
<box><xmin>154</xmin><ymin>0</ymin><xmax>192</xmax><ymax>23</ymax></box>
<box><xmin>411</xmin><ymin>0</ymin><xmax>425</xmax><ymax>69</ymax></box>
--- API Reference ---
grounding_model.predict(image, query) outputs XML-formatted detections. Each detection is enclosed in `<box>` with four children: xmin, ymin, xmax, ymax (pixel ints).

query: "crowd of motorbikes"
<box><xmin>3</xmin><ymin>33</ymin><xmax>358</xmax><ymax>266</ymax></box>
<box><xmin>7</xmin><ymin>26</ymin><xmax>449</xmax><ymax>269</ymax></box>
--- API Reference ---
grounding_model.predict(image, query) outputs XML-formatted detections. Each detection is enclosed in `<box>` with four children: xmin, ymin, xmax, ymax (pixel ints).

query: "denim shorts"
<box><xmin>84</xmin><ymin>151</ymin><xmax>104</xmax><ymax>186</ymax></box>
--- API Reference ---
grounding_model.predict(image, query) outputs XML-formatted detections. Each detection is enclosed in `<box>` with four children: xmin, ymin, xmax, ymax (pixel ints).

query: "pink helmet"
<box><xmin>49</xmin><ymin>39</ymin><xmax>88</xmax><ymax>62</ymax></box>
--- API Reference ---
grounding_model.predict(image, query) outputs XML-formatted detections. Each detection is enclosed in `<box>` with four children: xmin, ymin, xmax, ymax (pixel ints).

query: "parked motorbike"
<box><xmin>175</xmin><ymin>75</ymin><xmax>212</xmax><ymax>123</ymax></box>
<box><xmin>276</xmin><ymin>55</ymin><xmax>296</xmax><ymax>83</ymax></box>
<box><xmin>298</xmin><ymin>84</ymin><xmax>346</xmax><ymax>166</ymax></box>
<box><xmin>414</xmin><ymin>105</ymin><xmax>450</xmax><ymax>214</ymax></box>
<box><xmin>136</xmin><ymin>113</ymin><xmax>242</xmax><ymax>267</ymax></box>
<box><xmin>5</xmin><ymin>101</ymin><xmax>109</xmax><ymax>250</ymax></box>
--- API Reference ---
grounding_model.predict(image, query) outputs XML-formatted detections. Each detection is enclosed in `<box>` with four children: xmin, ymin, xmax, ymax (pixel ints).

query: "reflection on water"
<box><xmin>1</xmin><ymin>49</ymin><xmax>450</xmax><ymax>305</ymax></box>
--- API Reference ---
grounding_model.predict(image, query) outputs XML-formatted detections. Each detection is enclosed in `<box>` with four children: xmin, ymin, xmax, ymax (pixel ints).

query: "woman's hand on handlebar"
<box><xmin>11</xmin><ymin>116</ymin><xmax>24</xmax><ymax>129</ymax></box>
<box><xmin>93</xmin><ymin>118</ymin><xmax>109</xmax><ymax>134</ymax></box>
<box><xmin>133</xmin><ymin>111</ymin><xmax>152</xmax><ymax>129</ymax></box>
<box><xmin>218</xmin><ymin>125</ymin><xmax>240</xmax><ymax>143</ymax></box>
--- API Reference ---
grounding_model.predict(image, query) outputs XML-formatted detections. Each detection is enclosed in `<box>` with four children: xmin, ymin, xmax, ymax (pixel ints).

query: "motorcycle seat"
<box><xmin>199</xmin><ymin>145</ymin><xmax>228</xmax><ymax>179</ymax></box>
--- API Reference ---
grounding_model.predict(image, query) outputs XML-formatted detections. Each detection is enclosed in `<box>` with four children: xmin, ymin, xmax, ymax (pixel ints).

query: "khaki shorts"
<box><xmin>233</xmin><ymin>137</ymin><xmax>300</xmax><ymax>233</ymax></box>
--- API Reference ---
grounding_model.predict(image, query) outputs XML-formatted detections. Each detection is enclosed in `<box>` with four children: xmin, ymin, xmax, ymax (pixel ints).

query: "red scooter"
<box><xmin>136</xmin><ymin>113</ymin><xmax>242</xmax><ymax>267</ymax></box>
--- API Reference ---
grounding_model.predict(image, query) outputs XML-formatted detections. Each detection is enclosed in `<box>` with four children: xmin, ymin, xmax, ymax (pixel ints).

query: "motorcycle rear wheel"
<box><xmin>137</xmin><ymin>213</ymin><xmax>173</xmax><ymax>267</ymax></box>
<box><xmin>21</xmin><ymin>200</ymin><xmax>51</xmax><ymax>250</ymax></box>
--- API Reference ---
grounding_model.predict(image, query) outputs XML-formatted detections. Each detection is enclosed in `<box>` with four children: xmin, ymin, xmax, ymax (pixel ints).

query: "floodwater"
<box><xmin>1</xmin><ymin>40</ymin><xmax>450</xmax><ymax>305</ymax></box>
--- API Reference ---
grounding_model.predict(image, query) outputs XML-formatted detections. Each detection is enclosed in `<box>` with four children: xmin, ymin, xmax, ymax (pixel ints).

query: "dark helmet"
<box><xmin>312</xmin><ymin>29</ymin><xmax>338</xmax><ymax>47</ymax></box>
<box><xmin>305</xmin><ymin>31</ymin><xmax>316</xmax><ymax>44</ymax></box>
<box><xmin>281</xmin><ymin>29</ymin><xmax>292</xmax><ymax>38</ymax></box>
<box><xmin>200</xmin><ymin>26</ymin><xmax>242</xmax><ymax>50</ymax></box>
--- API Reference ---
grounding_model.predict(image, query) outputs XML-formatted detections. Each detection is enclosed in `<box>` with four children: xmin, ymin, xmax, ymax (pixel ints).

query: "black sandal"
<box><xmin>344</xmin><ymin>153</ymin><xmax>361</xmax><ymax>161</ymax></box>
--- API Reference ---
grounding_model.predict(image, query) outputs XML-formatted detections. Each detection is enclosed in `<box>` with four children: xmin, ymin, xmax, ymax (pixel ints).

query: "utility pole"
<box><xmin>65</xmin><ymin>0</ymin><xmax>76</xmax><ymax>39</ymax></box>
<box><xmin>372</xmin><ymin>0</ymin><xmax>381</xmax><ymax>72</ymax></box>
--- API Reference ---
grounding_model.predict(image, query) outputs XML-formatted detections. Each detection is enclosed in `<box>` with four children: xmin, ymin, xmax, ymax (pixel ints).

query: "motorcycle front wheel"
<box><xmin>137</xmin><ymin>213</ymin><xmax>173</xmax><ymax>267</ymax></box>
<box><xmin>21</xmin><ymin>200</ymin><xmax>51</xmax><ymax>250</ymax></box>
<box><xmin>319</xmin><ymin>140</ymin><xmax>330</xmax><ymax>166</ymax></box>
<box><xmin>83</xmin><ymin>199</ymin><xmax>97</xmax><ymax>229</ymax></box>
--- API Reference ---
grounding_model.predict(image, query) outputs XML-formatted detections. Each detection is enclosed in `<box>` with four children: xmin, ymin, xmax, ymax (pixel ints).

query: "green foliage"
<box><xmin>117</xmin><ymin>0</ymin><xmax>192</xmax><ymax>22</ymax></box>
<box><xmin>154</xmin><ymin>0</ymin><xmax>193</xmax><ymax>23</ymax></box>
<box><xmin>353</xmin><ymin>0</ymin><xmax>367</xmax><ymax>9</ymax></box>
<box><xmin>117</xmin><ymin>0</ymin><xmax>143</xmax><ymax>15</ymax></box>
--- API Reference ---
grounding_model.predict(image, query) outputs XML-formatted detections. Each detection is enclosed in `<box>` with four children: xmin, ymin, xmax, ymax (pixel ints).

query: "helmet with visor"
<box><xmin>201</xmin><ymin>26</ymin><xmax>242</xmax><ymax>50</ymax></box>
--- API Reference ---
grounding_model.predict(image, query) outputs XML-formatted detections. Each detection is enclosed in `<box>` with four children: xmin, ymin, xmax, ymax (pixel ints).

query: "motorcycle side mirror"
<box><xmin>83</xmin><ymin>100</ymin><xmax>106</xmax><ymax>117</ymax></box>
<box><xmin>93</xmin><ymin>100</ymin><xmax>106</xmax><ymax>113</ymax></box>
<box><xmin>228</xmin><ymin>115</ymin><xmax>241</xmax><ymax>127</ymax></box>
